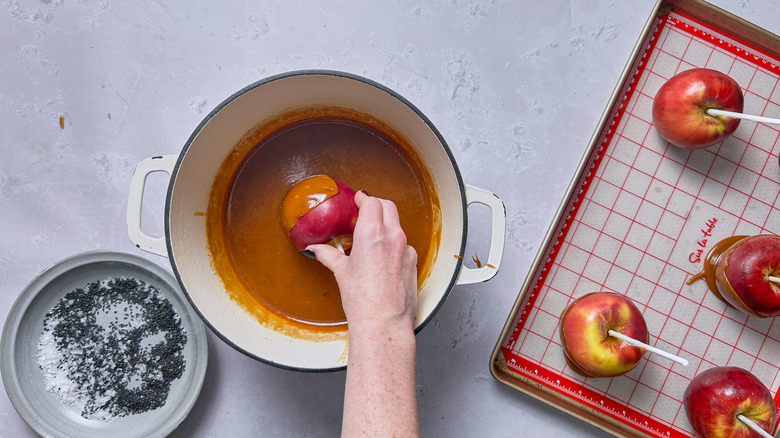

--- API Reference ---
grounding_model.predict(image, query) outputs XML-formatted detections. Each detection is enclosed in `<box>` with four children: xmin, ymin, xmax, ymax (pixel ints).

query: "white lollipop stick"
<box><xmin>608</xmin><ymin>330</ymin><xmax>689</xmax><ymax>366</ymax></box>
<box><xmin>767</xmin><ymin>276</ymin><xmax>780</xmax><ymax>285</ymax></box>
<box><xmin>737</xmin><ymin>414</ymin><xmax>774</xmax><ymax>438</ymax></box>
<box><xmin>707</xmin><ymin>108</ymin><xmax>780</xmax><ymax>125</ymax></box>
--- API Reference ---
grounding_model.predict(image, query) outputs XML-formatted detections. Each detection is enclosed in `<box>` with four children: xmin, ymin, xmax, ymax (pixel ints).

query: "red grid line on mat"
<box><xmin>503</xmin><ymin>9</ymin><xmax>780</xmax><ymax>438</ymax></box>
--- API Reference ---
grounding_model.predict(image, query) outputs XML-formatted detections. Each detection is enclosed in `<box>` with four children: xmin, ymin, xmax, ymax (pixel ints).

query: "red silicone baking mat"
<box><xmin>491</xmin><ymin>2</ymin><xmax>780</xmax><ymax>437</ymax></box>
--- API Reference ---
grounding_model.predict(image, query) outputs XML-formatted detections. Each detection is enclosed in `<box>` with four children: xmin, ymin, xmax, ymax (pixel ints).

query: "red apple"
<box><xmin>714</xmin><ymin>234</ymin><xmax>780</xmax><ymax>317</ymax></box>
<box><xmin>281</xmin><ymin>175</ymin><xmax>359</xmax><ymax>251</ymax></box>
<box><xmin>559</xmin><ymin>292</ymin><xmax>649</xmax><ymax>378</ymax></box>
<box><xmin>652</xmin><ymin>68</ymin><xmax>743</xmax><ymax>149</ymax></box>
<box><xmin>684</xmin><ymin>366</ymin><xmax>776</xmax><ymax>438</ymax></box>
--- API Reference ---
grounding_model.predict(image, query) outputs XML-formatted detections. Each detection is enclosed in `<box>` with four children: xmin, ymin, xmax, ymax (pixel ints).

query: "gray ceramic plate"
<box><xmin>0</xmin><ymin>250</ymin><xmax>208</xmax><ymax>438</ymax></box>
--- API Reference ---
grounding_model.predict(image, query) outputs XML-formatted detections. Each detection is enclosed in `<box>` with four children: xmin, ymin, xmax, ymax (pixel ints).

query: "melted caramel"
<box><xmin>280</xmin><ymin>175</ymin><xmax>338</xmax><ymax>232</ymax></box>
<box><xmin>688</xmin><ymin>235</ymin><xmax>747</xmax><ymax>304</ymax></box>
<box><xmin>206</xmin><ymin>110</ymin><xmax>440</xmax><ymax>337</ymax></box>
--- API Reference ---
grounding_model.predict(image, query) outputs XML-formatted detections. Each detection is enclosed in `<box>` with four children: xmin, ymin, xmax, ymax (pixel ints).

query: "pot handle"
<box><xmin>456</xmin><ymin>184</ymin><xmax>506</xmax><ymax>285</ymax></box>
<box><xmin>126</xmin><ymin>155</ymin><xmax>178</xmax><ymax>257</ymax></box>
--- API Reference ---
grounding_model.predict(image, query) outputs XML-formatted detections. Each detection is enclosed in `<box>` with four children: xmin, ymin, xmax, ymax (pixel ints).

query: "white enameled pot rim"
<box><xmin>163</xmin><ymin>70</ymin><xmax>468</xmax><ymax>371</ymax></box>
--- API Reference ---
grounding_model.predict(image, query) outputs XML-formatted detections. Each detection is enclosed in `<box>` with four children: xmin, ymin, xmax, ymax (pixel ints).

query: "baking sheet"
<box><xmin>491</xmin><ymin>1</ymin><xmax>780</xmax><ymax>437</ymax></box>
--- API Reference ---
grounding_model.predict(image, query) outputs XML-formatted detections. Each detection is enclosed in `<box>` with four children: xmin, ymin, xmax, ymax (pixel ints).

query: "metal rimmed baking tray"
<box><xmin>1</xmin><ymin>250</ymin><xmax>209</xmax><ymax>438</ymax></box>
<box><xmin>490</xmin><ymin>0</ymin><xmax>780</xmax><ymax>436</ymax></box>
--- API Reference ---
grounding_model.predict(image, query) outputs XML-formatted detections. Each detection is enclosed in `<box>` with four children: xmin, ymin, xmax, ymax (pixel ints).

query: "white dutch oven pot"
<box><xmin>127</xmin><ymin>70</ymin><xmax>505</xmax><ymax>371</ymax></box>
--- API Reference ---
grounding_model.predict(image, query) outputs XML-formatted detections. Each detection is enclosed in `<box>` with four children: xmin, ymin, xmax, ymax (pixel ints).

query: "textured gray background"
<box><xmin>2</xmin><ymin>1</ymin><xmax>779</xmax><ymax>436</ymax></box>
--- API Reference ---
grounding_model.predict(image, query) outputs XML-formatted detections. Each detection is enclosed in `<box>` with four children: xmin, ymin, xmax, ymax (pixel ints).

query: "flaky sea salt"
<box><xmin>37</xmin><ymin>277</ymin><xmax>187</xmax><ymax>421</ymax></box>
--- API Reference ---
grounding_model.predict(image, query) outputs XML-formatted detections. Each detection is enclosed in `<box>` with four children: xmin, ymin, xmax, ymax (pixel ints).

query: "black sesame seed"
<box><xmin>38</xmin><ymin>276</ymin><xmax>187</xmax><ymax>420</ymax></box>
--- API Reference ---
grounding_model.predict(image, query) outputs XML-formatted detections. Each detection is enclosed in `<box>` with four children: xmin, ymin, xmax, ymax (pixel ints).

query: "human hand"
<box><xmin>306</xmin><ymin>191</ymin><xmax>418</xmax><ymax>331</ymax></box>
<box><xmin>308</xmin><ymin>191</ymin><xmax>420</xmax><ymax>437</ymax></box>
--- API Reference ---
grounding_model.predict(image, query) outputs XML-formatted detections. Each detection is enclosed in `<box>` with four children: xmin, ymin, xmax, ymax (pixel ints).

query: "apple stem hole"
<box><xmin>607</xmin><ymin>330</ymin><xmax>689</xmax><ymax>366</ymax></box>
<box><xmin>737</xmin><ymin>414</ymin><xmax>774</xmax><ymax>438</ymax></box>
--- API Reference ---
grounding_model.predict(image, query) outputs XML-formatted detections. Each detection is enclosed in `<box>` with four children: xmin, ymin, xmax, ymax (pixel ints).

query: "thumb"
<box><xmin>305</xmin><ymin>243</ymin><xmax>347</xmax><ymax>273</ymax></box>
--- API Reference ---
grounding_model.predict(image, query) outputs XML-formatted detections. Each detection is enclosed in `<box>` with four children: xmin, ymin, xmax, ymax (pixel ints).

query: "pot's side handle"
<box><xmin>456</xmin><ymin>184</ymin><xmax>506</xmax><ymax>285</ymax></box>
<box><xmin>126</xmin><ymin>155</ymin><xmax>178</xmax><ymax>257</ymax></box>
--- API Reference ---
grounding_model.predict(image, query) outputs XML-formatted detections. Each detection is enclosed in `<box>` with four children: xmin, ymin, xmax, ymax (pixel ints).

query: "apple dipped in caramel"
<box><xmin>559</xmin><ymin>292</ymin><xmax>649</xmax><ymax>378</ymax></box>
<box><xmin>281</xmin><ymin>175</ymin><xmax>359</xmax><ymax>252</ymax></box>
<box><xmin>689</xmin><ymin>234</ymin><xmax>780</xmax><ymax>317</ymax></box>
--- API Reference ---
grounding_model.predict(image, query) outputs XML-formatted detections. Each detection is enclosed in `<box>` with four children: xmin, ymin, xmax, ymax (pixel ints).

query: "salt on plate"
<box><xmin>37</xmin><ymin>277</ymin><xmax>188</xmax><ymax>422</ymax></box>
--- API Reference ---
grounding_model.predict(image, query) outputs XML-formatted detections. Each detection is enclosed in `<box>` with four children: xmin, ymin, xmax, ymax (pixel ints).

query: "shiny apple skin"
<box><xmin>684</xmin><ymin>366</ymin><xmax>776</xmax><ymax>438</ymax></box>
<box><xmin>715</xmin><ymin>235</ymin><xmax>780</xmax><ymax>317</ymax></box>
<box><xmin>652</xmin><ymin>68</ymin><xmax>743</xmax><ymax>149</ymax></box>
<box><xmin>559</xmin><ymin>292</ymin><xmax>649</xmax><ymax>378</ymax></box>
<box><xmin>288</xmin><ymin>180</ymin><xmax>358</xmax><ymax>251</ymax></box>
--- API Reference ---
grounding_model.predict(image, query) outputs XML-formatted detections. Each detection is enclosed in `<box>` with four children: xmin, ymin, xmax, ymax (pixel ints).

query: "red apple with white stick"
<box><xmin>559</xmin><ymin>292</ymin><xmax>649</xmax><ymax>378</ymax></box>
<box><xmin>281</xmin><ymin>175</ymin><xmax>359</xmax><ymax>252</ymax></box>
<box><xmin>652</xmin><ymin>68</ymin><xmax>744</xmax><ymax>149</ymax></box>
<box><xmin>714</xmin><ymin>234</ymin><xmax>780</xmax><ymax>317</ymax></box>
<box><xmin>684</xmin><ymin>366</ymin><xmax>776</xmax><ymax>438</ymax></box>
